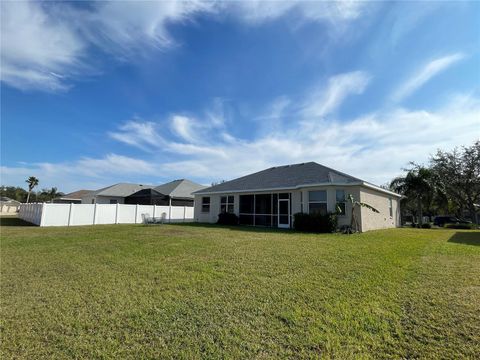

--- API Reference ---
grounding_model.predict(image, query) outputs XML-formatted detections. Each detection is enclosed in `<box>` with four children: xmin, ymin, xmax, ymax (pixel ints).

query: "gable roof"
<box><xmin>195</xmin><ymin>162</ymin><xmax>400</xmax><ymax>197</ymax></box>
<box><xmin>154</xmin><ymin>179</ymin><xmax>207</xmax><ymax>200</ymax></box>
<box><xmin>59</xmin><ymin>190</ymin><xmax>93</xmax><ymax>200</ymax></box>
<box><xmin>91</xmin><ymin>183</ymin><xmax>153</xmax><ymax>198</ymax></box>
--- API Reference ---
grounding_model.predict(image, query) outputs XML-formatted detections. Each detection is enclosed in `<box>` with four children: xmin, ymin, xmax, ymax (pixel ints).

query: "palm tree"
<box><xmin>345</xmin><ymin>194</ymin><xmax>379</xmax><ymax>233</ymax></box>
<box><xmin>390</xmin><ymin>164</ymin><xmax>436</xmax><ymax>226</ymax></box>
<box><xmin>25</xmin><ymin>176</ymin><xmax>39</xmax><ymax>203</ymax></box>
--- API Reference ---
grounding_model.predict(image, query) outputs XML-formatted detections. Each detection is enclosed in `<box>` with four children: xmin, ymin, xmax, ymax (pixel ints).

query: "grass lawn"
<box><xmin>1</xmin><ymin>217</ymin><xmax>479</xmax><ymax>359</ymax></box>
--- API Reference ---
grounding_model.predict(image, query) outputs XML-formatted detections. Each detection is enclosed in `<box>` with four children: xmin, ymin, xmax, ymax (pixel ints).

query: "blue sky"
<box><xmin>1</xmin><ymin>1</ymin><xmax>479</xmax><ymax>192</ymax></box>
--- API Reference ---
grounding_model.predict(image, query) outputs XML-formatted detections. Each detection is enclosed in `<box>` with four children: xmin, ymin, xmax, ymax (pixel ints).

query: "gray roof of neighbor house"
<box><xmin>195</xmin><ymin>162</ymin><xmax>401</xmax><ymax>197</ymax></box>
<box><xmin>57</xmin><ymin>190</ymin><xmax>93</xmax><ymax>200</ymax></box>
<box><xmin>154</xmin><ymin>179</ymin><xmax>207</xmax><ymax>200</ymax></box>
<box><xmin>90</xmin><ymin>183</ymin><xmax>153</xmax><ymax>198</ymax></box>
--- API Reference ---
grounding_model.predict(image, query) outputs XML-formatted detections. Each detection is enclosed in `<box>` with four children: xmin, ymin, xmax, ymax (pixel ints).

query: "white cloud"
<box><xmin>392</xmin><ymin>53</ymin><xmax>465</xmax><ymax>102</ymax></box>
<box><xmin>1</xmin><ymin>154</ymin><xmax>157</xmax><ymax>192</ymax></box>
<box><xmin>227</xmin><ymin>1</ymin><xmax>366</xmax><ymax>24</ymax></box>
<box><xmin>301</xmin><ymin>71</ymin><xmax>371</xmax><ymax>118</ymax></box>
<box><xmin>0</xmin><ymin>1</ymin><xmax>85</xmax><ymax>91</ymax></box>
<box><xmin>3</xmin><ymin>89</ymin><xmax>479</xmax><ymax>191</ymax></box>
<box><xmin>1</xmin><ymin>1</ymin><xmax>369</xmax><ymax>91</ymax></box>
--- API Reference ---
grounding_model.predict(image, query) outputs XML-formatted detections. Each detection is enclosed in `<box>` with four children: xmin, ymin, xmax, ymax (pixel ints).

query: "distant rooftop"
<box><xmin>154</xmin><ymin>179</ymin><xmax>207</xmax><ymax>199</ymax></box>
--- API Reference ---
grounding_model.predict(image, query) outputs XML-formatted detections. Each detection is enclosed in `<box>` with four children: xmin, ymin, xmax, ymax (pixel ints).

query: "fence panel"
<box><xmin>117</xmin><ymin>204</ymin><xmax>137</xmax><ymax>224</ymax></box>
<box><xmin>136</xmin><ymin>205</ymin><xmax>155</xmax><ymax>223</ymax></box>
<box><xmin>18</xmin><ymin>203</ymin><xmax>195</xmax><ymax>226</ymax></box>
<box><xmin>96</xmin><ymin>204</ymin><xmax>117</xmax><ymax>224</ymax></box>
<box><xmin>69</xmin><ymin>204</ymin><xmax>95</xmax><ymax>226</ymax></box>
<box><xmin>41</xmin><ymin>204</ymin><xmax>71</xmax><ymax>226</ymax></box>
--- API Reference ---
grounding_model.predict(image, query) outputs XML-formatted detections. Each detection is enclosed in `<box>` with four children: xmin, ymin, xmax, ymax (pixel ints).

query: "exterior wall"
<box><xmin>1</xmin><ymin>204</ymin><xmax>20</xmax><ymax>215</ymax></box>
<box><xmin>81</xmin><ymin>195</ymin><xmax>125</xmax><ymax>204</ymax></box>
<box><xmin>300</xmin><ymin>186</ymin><xmax>361</xmax><ymax>228</ymax></box>
<box><xmin>194</xmin><ymin>186</ymin><xmax>364</xmax><ymax>228</ymax></box>
<box><xmin>359</xmin><ymin>187</ymin><xmax>400</xmax><ymax>232</ymax></box>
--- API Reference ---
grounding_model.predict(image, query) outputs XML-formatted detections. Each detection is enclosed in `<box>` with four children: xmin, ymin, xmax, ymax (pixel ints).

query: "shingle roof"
<box><xmin>60</xmin><ymin>190</ymin><xmax>93</xmax><ymax>199</ymax></box>
<box><xmin>194</xmin><ymin>162</ymin><xmax>397</xmax><ymax>195</ymax></box>
<box><xmin>154</xmin><ymin>179</ymin><xmax>207</xmax><ymax>200</ymax></box>
<box><xmin>93</xmin><ymin>183</ymin><xmax>153</xmax><ymax>197</ymax></box>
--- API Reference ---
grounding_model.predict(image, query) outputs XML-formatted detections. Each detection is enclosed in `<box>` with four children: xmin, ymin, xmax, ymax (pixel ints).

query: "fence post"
<box><xmin>67</xmin><ymin>203</ymin><xmax>73</xmax><ymax>226</ymax></box>
<box><xmin>153</xmin><ymin>204</ymin><xmax>156</xmax><ymax>218</ymax></box>
<box><xmin>135</xmin><ymin>204</ymin><xmax>138</xmax><ymax>224</ymax></box>
<box><xmin>183</xmin><ymin>206</ymin><xmax>186</xmax><ymax>222</ymax></box>
<box><xmin>115</xmin><ymin>203</ymin><xmax>119</xmax><ymax>224</ymax></box>
<box><xmin>39</xmin><ymin>203</ymin><xmax>46</xmax><ymax>227</ymax></box>
<box><xmin>93</xmin><ymin>203</ymin><xmax>97</xmax><ymax>225</ymax></box>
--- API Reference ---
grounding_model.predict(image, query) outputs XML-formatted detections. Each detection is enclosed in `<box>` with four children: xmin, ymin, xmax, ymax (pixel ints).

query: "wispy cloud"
<box><xmin>1</xmin><ymin>154</ymin><xmax>158</xmax><ymax>192</ymax></box>
<box><xmin>301</xmin><ymin>71</ymin><xmax>371</xmax><ymax>118</ymax></box>
<box><xmin>0</xmin><ymin>1</ymin><xmax>85</xmax><ymax>91</ymax></box>
<box><xmin>392</xmin><ymin>53</ymin><xmax>465</xmax><ymax>102</ymax></box>
<box><xmin>1</xmin><ymin>1</ymin><xmax>369</xmax><ymax>92</ymax></box>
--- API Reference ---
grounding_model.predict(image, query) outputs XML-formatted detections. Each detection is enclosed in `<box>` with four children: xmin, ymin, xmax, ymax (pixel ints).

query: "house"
<box><xmin>53</xmin><ymin>190</ymin><xmax>93</xmax><ymax>204</ymax></box>
<box><xmin>82</xmin><ymin>179</ymin><xmax>206</xmax><ymax>206</ymax></box>
<box><xmin>81</xmin><ymin>183</ymin><xmax>151</xmax><ymax>204</ymax></box>
<box><xmin>124</xmin><ymin>179</ymin><xmax>207</xmax><ymax>206</ymax></box>
<box><xmin>193</xmin><ymin>162</ymin><xmax>402</xmax><ymax>232</ymax></box>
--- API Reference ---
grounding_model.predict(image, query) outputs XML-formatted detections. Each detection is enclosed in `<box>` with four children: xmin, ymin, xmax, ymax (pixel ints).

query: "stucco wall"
<box><xmin>359</xmin><ymin>187</ymin><xmax>400</xmax><ymax>232</ymax></box>
<box><xmin>81</xmin><ymin>195</ymin><xmax>125</xmax><ymax>204</ymax></box>
<box><xmin>194</xmin><ymin>186</ymin><xmax>365</xmax><ymax>228</ymax></box>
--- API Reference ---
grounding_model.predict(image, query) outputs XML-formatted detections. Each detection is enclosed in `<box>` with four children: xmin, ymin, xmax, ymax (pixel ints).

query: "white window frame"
<box><xmin>201</xmin><ymin>197</ymin><xmax>210</xmax><ymax>213</ymax></box>
<box><xmin>220</xmin><ymin>195</ymin><xmax>235</xmax><ymax>213</ymax></box>
<box><xmin>308</xmin><ymin>190</ymin><xmax>328</xmax><ymax>215</ymax></box>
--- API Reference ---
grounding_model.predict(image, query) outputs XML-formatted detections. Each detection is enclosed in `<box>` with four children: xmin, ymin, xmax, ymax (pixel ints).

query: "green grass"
<box><xmin>1</xmin><ymin>217</ymin><xmax>479</xmax><ymax>359</ymax></box>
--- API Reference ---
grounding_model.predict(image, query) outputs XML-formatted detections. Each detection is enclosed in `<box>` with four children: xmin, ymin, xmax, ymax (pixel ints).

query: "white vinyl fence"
<box><xmin>18</xmin><ymin>203</ymin><xmax>194</xmax><ymax>227</ymax></box>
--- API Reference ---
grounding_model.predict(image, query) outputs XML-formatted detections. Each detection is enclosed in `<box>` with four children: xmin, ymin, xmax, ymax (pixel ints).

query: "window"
<box><xmin>389</xmin><ymin>198</ymin><xmax>393</xmax><ymax>217</ymax></box>
<box><xmin>220</xmin><ymin>196</ymin><xmax>234</xmax><ymax>213</ymax></box>
<box><xmin>309</xmin><ymin>190</ymin><xmax>327</xmax><ymax>215</ymax></box>
<box><xmin>201</xmin><ymin>197</ymin><xmax>210</xmax><ymax>213</ymax></box>
<box><xmin>336</xmin><ymin>190</ymin><xmax>346</xmax><ymax>215</ymax></box>
<box><xmin>110</xmin><ymin>199</ymin><xmax>118</xmax><ymax>204</ymax></box>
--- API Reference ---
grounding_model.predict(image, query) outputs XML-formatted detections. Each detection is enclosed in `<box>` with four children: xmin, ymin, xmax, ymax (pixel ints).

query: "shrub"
<box><xmin>293</xmin><ymin>212</ymin><xmax>338</xmax><ymax>233</ymax></box>
<box><xmin>444</xmin><ymin>223</ymin><xmax>474</xmax><ymax>229</ymax></box>
<box><xmin>217</xmin><ymin>212</ymin><xmax>239</xmax><ymax>225</ymax></box>
<box><xmin>421</xmin><ymin>223</ymin><xmax>432</xmax><ymax>229</ymax></box>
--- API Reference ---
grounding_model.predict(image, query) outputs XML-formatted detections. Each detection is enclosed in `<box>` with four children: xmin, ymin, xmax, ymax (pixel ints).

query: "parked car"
<box><xmin>433</xmin><ymin>216</ymin><xmax>472</xmax><ymax>227</ymax></box>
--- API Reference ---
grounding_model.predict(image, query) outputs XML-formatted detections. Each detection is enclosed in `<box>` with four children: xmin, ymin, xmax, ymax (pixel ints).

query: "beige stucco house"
<box><xmin>193</xmin><ymin>162</ymin><xmax>401</xmax><ymax>232</ymax></box>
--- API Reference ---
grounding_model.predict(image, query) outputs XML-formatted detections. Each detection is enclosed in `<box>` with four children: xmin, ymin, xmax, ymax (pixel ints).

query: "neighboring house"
<box><xmin>83</xmin><ymin>179</ymin><xmax>206</xmax><ymax>206</ymax></box>
<box><xmin>53</xmin><ymin>190</ymin><xmax>93</xmax><ymax>204</ymax></box>
<box><xmin>193</xmin><ymin>162</ymin><xmax>402</xmax><ymax>232</ymax></box>
<box><xmin>0</xmin><ymin>197</ymin><xmax>21</xmax><ymax>215</ymax></box>
<box><xmin>125</xmin><ymin>179</ymin><xmax>207</xmax><ymax>206</ymax></box>
<box><xmin>82</xmin><ymin>183</ymin><xmax>152</xmax><ymax>204</ymax></box>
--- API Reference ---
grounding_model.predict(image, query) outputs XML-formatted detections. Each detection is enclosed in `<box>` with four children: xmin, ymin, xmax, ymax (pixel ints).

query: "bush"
<box><xmin>444</xmin><ymin>223</ymin><xmax>474</xmax><ymax>229</ymax></box>
<box><xmin>293</xmin><ymin>212</ymin><xmax>338</xmax><ymax>233</ymax></box>
<box><xmin>421</xmin><ymin>223</ymin><xmax>432</xmax><ymax>229</ymax></box>
<box><xmin>217</xmin><ymin>212</ymin><xmax>239</xmax><ymax>225</ymax></box>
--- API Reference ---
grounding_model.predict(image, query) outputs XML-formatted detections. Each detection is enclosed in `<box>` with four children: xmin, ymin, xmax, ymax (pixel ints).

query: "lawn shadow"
<box><xmin>0</xmin><ymin>216</ymin><xmax>35</xmax><ymax>227</ymax></box>
<box><xmin>448</xmin><ymin>231</ymin><xmax>480</xmax><ymax>246</ymax></box>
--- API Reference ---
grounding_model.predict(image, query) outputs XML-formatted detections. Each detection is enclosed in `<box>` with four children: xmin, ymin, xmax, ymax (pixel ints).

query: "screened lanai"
<box><xmin>238</xmin><ymin>193</ymin><xmax>292</xmax><ymax>227</ymax></box>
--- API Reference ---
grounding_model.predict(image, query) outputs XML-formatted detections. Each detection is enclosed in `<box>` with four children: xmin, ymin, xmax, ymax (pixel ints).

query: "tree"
<box><xmin>431</xmin><ymin>141</ymin><xmax>480</xmax><ymax>223</ymax></box>
<box><xmin>389</xmin><ymin>164</ymin><xmax>439</xmax><ymax>225</ymax></box>
<box><xmin>346</xmin><ymin>194</ymin><xmax>379</xmax><ymax>232</ymax></box>
<box><xmin>25</xmin><ymin>176</ymin><xmax>39</xmax><ymax>203</ymax></box>
<box><xmin>39</xmin><ymin>187</ymin><xmax>63</xmax><ymax>202</ymax></box>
